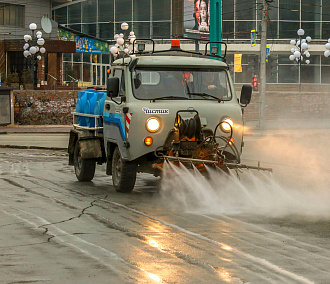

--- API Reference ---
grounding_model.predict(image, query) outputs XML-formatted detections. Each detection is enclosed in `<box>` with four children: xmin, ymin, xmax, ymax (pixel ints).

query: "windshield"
<box><xmin>131</xmin><ymin>68</ymin><xmax>232</xmax><ymax>101</ymax></box>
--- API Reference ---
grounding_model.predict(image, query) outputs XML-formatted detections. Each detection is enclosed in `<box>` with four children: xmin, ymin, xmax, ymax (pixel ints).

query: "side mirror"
<box><xmin>240</xmin><ymin>84</ymin><xmax>252</xmax><ymax>106</ymax></box>
<box><xmin>107</xmin><ymin>77</ymin><xmax>119</xmax><ymax>98</ymax></box>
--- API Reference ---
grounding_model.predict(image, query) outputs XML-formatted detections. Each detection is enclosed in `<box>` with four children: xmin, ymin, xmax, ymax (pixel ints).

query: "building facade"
<box><xmin>0</xmin><ymin>0</ymin><xmax>75</xmax><ymax>88</ymax></box>
<box><xmin>51</xmin><ymin>0</ymin><xmax>330</xmax><ymax>86</ymax></box>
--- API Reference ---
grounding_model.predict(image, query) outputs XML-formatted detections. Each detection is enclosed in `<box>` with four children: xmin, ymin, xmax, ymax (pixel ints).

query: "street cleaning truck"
<box><xmin>68</xmin><ymin>40</ymin><xmax>271</xmax><ymax>193</ymax></box>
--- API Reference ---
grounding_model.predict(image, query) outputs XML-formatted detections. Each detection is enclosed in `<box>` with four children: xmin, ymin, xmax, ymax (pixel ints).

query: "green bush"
<box><xmin>21</xmin><ymin>69</ymin><xmax>33</xmax><ymax>88</ymax></box>
<box><xmin>6</xmin><ymin>72</ymin><xmax>19</xmax><ymax>86</ymax></box>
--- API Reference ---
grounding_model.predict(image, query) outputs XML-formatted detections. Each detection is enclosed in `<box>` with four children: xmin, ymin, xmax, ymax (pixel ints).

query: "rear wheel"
<box><xmin>74</xmin><ymin>142</ymin><xmax>96</xmax><ymax>181</ymax></box>
<box><xmin>112</xmin><ymin>147</ymin><xmax>137</xmax><ymax>193</ymax></box>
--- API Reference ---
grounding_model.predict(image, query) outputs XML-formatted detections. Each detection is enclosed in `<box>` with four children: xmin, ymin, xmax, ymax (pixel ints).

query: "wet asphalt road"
<box><xmin>0</xmin><ymin>133</ymin><xmax>329</xmax><ymax>283</ymax></box>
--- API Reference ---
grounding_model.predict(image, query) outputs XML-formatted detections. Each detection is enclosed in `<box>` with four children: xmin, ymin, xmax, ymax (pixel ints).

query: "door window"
<box><xmin>113</xmin><ymin>69</ymin><xmax>125</xmax><ymax>96</ymax></box>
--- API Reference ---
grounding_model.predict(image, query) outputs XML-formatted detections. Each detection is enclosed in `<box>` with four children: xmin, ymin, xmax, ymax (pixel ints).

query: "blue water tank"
<box><xmin>94</xmin><ymin>91</ymin><xmax>106</xmax><ymax>115</ymax></box>
<box><xmin>84</xmin><ymin>91</ymin><xmax>97</xmax><ymax>127</ymax></box>
<box><xmin>76</xmin><ymin>91</ymin><xmax>87</xmax><ymax>126</ymax></box>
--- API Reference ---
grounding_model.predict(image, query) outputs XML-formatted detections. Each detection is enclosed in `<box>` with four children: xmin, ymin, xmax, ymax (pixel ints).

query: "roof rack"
<box><xmin>131</xmin><ymin>39</ymin><xmax>227</xmax><ymax>61</ymax></box>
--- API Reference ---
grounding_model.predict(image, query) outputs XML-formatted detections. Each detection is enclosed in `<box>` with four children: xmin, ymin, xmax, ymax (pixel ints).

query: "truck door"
<box><xmin>103</xmin><ymin>68</ymin><xmax>129</xmax><ymax>159</ymax></box>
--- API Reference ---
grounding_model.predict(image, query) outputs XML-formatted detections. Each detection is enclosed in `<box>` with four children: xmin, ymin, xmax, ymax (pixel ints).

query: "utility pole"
<box><xmin>259</xmin><ymin>0</ymin><xmax>269</xmax><ymax>127</ymax></box>
<box><xmin>209</xmin><ymin>0</ymin><xmax>222</xmax><ymax>58</ymax></box>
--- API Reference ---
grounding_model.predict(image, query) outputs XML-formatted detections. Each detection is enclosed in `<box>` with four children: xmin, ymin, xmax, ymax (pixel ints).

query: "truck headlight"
<box><xmin>146</xmin><ymin>117</ymin><xmax>160</xmax><ymax>133</ymax></box>
<box><xmin>220</xmin><ymin>118</ymin><xmax>234</xmax><ymax>133</ymax></box>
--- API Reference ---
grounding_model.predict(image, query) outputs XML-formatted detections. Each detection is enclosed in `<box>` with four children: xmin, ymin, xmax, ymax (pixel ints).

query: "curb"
<box><xmin>0</xmin><ymin>145</ymin><xmax>67</xmax><ymax>151</ymax></box>
<box><xmin>0</xmin><ymin>132</ymin><xmax>70</xmax><ymax>134</ymax></box>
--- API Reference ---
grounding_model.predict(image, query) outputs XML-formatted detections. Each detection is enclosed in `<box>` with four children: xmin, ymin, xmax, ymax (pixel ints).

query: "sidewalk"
<box><xmin>1</xmin><ymin>118</ymin><xmax>330</xmax><ymax>134</ymax></box>
<box><xmin>0</xmin><ymin>125</ymin><xmax>71</xmax><ymax>134</ymax></box>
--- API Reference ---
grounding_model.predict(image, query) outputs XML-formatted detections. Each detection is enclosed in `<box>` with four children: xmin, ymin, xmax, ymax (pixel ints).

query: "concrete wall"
<box><xmin>12</xmin><ymin>90</ymin><xmax>330</xmax><ymax>125</ymax></box>
<box><xmin>244</xmin><ymin>91</ymin><xmax>330</xmax><ymax>121</ymax></box>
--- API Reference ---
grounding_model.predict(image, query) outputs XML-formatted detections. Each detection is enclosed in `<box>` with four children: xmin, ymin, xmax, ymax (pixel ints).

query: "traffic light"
<box><xmin>252</xmin><ymin>76</ymin><xmax>258</xmax><ymax>91</ymax></box>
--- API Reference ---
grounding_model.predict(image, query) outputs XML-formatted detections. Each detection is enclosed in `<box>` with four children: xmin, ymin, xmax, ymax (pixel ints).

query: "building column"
<box><xmin>57</xmin><ymin>52</ymin><xmax>63</xmax><ymax>85</ymax></box>
<box><xmin>47</xmin><ymin>53</ymin><xmax>57</xmax><ymax>86</ymax></box>
<box><xmin>0</xmin><ymin>40</ymin><xmax>5</xmax><ymax>85</ymax></box>
<box><xmin>37</xmin><ymin>55</ymin><xmax>45</xmax><ymax>86</ymax></box>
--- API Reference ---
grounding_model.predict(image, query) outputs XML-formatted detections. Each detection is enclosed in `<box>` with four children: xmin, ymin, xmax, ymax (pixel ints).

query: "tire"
<box><xmin>74</xmin><ymin>142</ymin><xmax>96</xmax><ymax>181</ymax></box>
<box><xmin>111</xmin><ymin>147</ymin><xmax>137</xmax><ymax>193</ymax></box>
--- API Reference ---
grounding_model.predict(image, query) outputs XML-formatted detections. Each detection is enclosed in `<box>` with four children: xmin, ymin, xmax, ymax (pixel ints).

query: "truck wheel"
<box><xmin>112</xmin><ymin>147</ymin><xmax>137</xmax><ymax>193</ymax></box>
<box><xmin>74</xmin><ymin>142</ymin><xmax>96</xmax><ymax>181</ymax></box>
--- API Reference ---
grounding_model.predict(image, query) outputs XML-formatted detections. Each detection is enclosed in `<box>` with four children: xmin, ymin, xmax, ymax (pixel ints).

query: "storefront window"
<box><xmin>236</xmin><ymin>0</ymin><xmax>256</xmax><ymax>21</ymax></box>
<box><xmin>234</xmin><ymin>65</ymin><xmax>254</xmax><ymax>84</ymax></box>
<box><xmin>82</xmin><ymin>24</ymin><xmax>97</xmax><ymax>37</ymax></box>
<box><xmin>102</xmin><ymin>54</ymin><xmax>110</xmax><ymax>65</ymax></box>
<box><xmin>323</xmin><ymin>0</ymin><xmax>330</xmax><ymax>21</ymax></box>
<box><xmin>73</xmin><ymin>63</ymin><xmax>82</xmax><ymax>81</ymax></box>
<box><xmin>279</xmin><ymin>2</ymin><xmax>299</xmax><ymax>21</ymax></box>
<box><xmin>222</xmin><ymin>1</ymin><xmax>234</xmax><ymax>21</ymax></box>
<box><xmin>301</xmin><ymin>64</ymin><xmax>320</xmax><ymax>84</ymax></box>
<box><xmin>69</xmin><ymin>3</ymin><xmax>81</xmax><ymax>24</ymax></box>
<box><xmin>63</xmin><ymin>53</ymin><xmax>72</xmax><ymax>61</ymax></box>
<box><xmin>235</xmin><ymin>21</ymin><xmax>255</xmax><ymax>39</ymax></box>
<box><xmin>322</xmin><ymin>22</ymin><xmax>330</xmax><ymax>39</ymax></box>
<box><xmin>83</xmin><ymin>63</ymin><xmax>91</xmax><ymax>82</ymax></box>
<box><xmin>279</xmin><ymin>22</ymin><xmax>300</xmax><ymax>38</ymax></box>
<box><xmin>99</xmin><ymin>23</ymin><xmax>114</xmax><ymax>40</ymax></box>
<box><xmin>302</xmin><ymin>0</ymin><xmax>321</xmax><ymax>21</ymax></box>
<box><xmin>278</xmin><ymin>65</ymin><xmax>298</xmax><ymax>83</ymax></box>
<box><xmin>267</xmin><ymin>21</ymin><xmax>278</xmax><ymax>39</ymax></box>
<box><xmin>321</xmin><ymin>66</ymin><xmax>330</xmax><ymax>83</ymax></box>
<box><xmin>133</xmin><ymin>0</ymin><xmax>150</xmax><ymax>21</ymax></box>
<box><xmin>133</xmin><ymin>22</ymin><xmax>151</xmax><ymax>38</ymax></box>
<box><xmin>222</xmin><ymin>21</ymin><xmax>234</xmax><ymax>39</ymax></box>
<box><xmin>55</xmin><ymin>6</ymin><xmax>67</xmax><ymax>25</ymax></box>
<box><xmin>83</xmin><ymin>53</ymin><xmax>91</xmax><ymax>63</ymax></box>
<box><xmin>73</xmin><ymin>53</ymin><xmax>82</xmax><ymax>62</ymax></box>
<box><xmin>152</xmin><ymin>0</ymin><xmax>171</xmax><ymax>21</ymax></box>
<box><xmin>98</xmin><ymin>0</ymin><xmax>114</xmax><ymax>22</ymax></box>
<box><xmin>92</xmin><ymin>54</ymin><xmax>100</xmax><ymax>64</ymax></box>
<box><xmin>153</xmin><ymin>22</ymin><xmax>171</xmax><ymax>39</ymax></box>
<box><xmin>302</xmin><ymin>22</ymin><xmax>321</xmax><ymax>39</ymax></box>
<box><xmin>116</xmin><ymin>0</ymin><xmax>132</xmax><ymax>22</ymax></box>
<box><xmin>69</xmin><ymin>24</ymin><xmax>81</xmax><ymax>32</ymax></box>
<box><xmin>82</xmin><ymin>0</ymin><xmax>97</xmax><ymax>23</ymax></box>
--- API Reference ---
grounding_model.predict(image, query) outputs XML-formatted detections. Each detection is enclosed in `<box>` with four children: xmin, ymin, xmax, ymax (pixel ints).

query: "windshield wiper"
<box><xmin>187</xmin><ymin>92</ymin><xmax>222</xmax><ymax>102</ymax></box>
<box><xmin>151</xmin><ymin>96</ymin><xmax>189</xmax><ymax>102</ymax></box>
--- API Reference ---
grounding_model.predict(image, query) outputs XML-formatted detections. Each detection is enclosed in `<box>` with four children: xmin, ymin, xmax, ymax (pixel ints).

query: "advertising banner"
<box><xmin>58</xmin><ymin>28</ymin><xmax>109</xmax><ymax>53</ymax></box>
<box><xmin>184</xmin><ymin>0</ymin><xmax>210</xmax><ymax>39</ymax></box>
<box><xmin>234</xmin><ymin>54</ymin><xmax>242</xmax><ymax>73</ymax></box>
<box><xmin>251</xmin><ymin>30</ymin><xmax>256</xmax><ymax>46</ymax></box>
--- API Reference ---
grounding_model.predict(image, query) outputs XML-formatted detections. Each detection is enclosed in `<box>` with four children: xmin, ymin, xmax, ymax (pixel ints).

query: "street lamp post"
<box><xmin>109</xmin><ymin>22</ymin><xmax>136</xmax><ymax>59</ymax></box>
<box><xmin>289</xmin><ymin>28</ymin><xmax>312</xmax><ymax>93</ymax></box>
<box><xmin>23</xmin><ymin>23</ymin><xmax>46</xmax><ymax>89</ymax></box>
<box><xmin>324</xmin><ymin>39</ymin><xmax>330</xmax><ymax>58</ymax></box>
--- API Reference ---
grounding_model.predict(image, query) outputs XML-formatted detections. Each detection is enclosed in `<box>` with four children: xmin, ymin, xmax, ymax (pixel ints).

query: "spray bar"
<box><xmin>226</xmin><ymin>162</ymin><xmax>273</xmax><ymax>172</ymax></box>
<box><xmin>156</xmin><ymin>155</ymin><xmax>273</xmax><ymax>172</ymax></box>
<box><xmin>161</xmin><ymin>155</ymin><xmax>221</xmax><ymax>165</ymax></box>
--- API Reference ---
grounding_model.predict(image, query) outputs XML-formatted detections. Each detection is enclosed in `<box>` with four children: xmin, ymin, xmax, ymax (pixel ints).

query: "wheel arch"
<box><xmin>106</xmin><ymin>141</ymin><xmax>117</xmax><ymax>175</ymax></box>
<box><xmin>68</xmin><ymin>130</ymin><xmax>79</xmax><ymax>165</ymax></box>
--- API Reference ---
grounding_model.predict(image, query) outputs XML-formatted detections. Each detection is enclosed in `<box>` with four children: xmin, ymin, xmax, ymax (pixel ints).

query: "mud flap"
<box><xmin>79</xmin><ymin>139</ymin><xmax>102</xmax><ymax>159</ymax></box>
